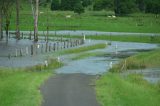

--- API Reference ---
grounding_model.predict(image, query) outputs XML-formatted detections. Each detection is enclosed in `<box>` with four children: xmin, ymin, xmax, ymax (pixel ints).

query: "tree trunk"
<box><xmin>5</xmin><ymin>22</ymin><xmax>9</xmax><ymax>44</ymax></box>
<box><xmin>0</xmin><ymin>10</ymin><xmax>3</xmax><ymax>39</ymax></box>
<box><xmin>16</xmin><ymin>0</ymin><xmax>20</xmax><ymax>40</ymax></box>
<box><xmin>34</xmin><ymin>0</ymin><xmax>39</xmax><ymax>42</ymax></box>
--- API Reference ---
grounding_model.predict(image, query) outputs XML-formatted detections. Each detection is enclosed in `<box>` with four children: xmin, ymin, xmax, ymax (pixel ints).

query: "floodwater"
<box><xmin>56</xmin><ymin>40</ymin><xmax>160</xmax><ymax>83</ymax></box>
<box><xmin>0</xmin><ymin>38</ymin><xmax>159</xmax><ymax>83</ymax></box>
<box><xmin>56</xmin><ymin>40</ymin><xmax>158</xmax><ymax>75</ymax></box>
<box><xmin>9</xmin><ymin>30</ymin><xmax>160</xmax><ymax>36</ymax></box>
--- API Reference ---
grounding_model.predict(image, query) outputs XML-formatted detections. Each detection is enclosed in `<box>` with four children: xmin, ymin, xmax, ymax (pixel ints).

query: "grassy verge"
<box><xmin>96</xmin><ymin>49</ymin><xmax>160</xmax><ymax>106</ymax></box>
<box><xmin>110</xmin><ymin>49</ymin><xmax>160</xmax><ymax>72</ymax></box>
<box><xmin>60</xmin><ymin>43</ymin><xmax>106</xmax><ymax>55</ymax></box>
<box><xmin>57</xmin><ymin>35</ymin><xmax>160</xmax><ymax>43</ymax></box>
<box><xmin>96</xmin><ymin>73</ymin><xmax>160</xmax><ymax>106</ymax></box>
<box><xmin>0</xmin><ymin>59</ymin><xmax>62</xmax><ymax>106</ymax></box>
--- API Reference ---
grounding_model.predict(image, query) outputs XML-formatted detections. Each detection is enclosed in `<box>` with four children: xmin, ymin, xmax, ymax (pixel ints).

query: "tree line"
<box><xmin>51</xmin><ymin>0</ymin><xmax>92</xmax><ymax>14</ymax></box>
<box><xmin>51</xmin><ymin>0</ymin><xmax>160</xmax><ymax>15</ymax></box>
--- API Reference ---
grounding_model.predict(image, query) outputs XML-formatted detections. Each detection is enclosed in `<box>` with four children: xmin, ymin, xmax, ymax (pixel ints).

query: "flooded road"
<box><xmin>56</xmin><ymin>40</ymin><xmax>158</xmax><ymax>75</ymax></box>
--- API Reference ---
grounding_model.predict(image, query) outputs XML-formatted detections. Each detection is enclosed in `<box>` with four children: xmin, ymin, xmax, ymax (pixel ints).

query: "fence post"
<box><xmin>20</xmin><ymin>48</ymin><xmax>23</xmax><ymax>56</ymax></box>
<box><xmin>31</xmin><ymin>45</ymin><xmax>34</xmax><ymax>55</ymax></box>
<box><xmin>41</xmin><ymin>44</ymin><xmax>43</xmax><ymax>53</ymax></box>
<box><xmin>45</xmin><ymin>43</ymin><xmax>48</xmax><ymax>52</ymax></box>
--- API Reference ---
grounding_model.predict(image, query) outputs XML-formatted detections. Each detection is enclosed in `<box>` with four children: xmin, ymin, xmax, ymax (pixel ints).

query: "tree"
<box><xmin>81</xmin><ymin>0</ymin><xmax>92</xmax><ymax>7</ymax></box>
<box><xmin>93</xmin><ymin>0</ymin><xmax>114</xmax><ymax>11</ymax></box>
<box><xmin>145</xmin><ymin>0</ymin><xmax>160</xmax><ymax>15</ymax></box>
<box><xmin>16</xmin><ymin>0</ymin><xmax>20</xmax><ymax>40</ymax></box>
<box><xmin>30</xmin><ymin>0</ymin><xmax>39</xmax><ymax>42</ymax></box>
<box><xmin>136</xmin><ymin>0</ymin><xmax>145</xmax><ymax>12</ymax></box>
<box><xmin>114</xmin><ymin>0</ymin><xmax>137</xmax><ymax>16</ymax></box>
<box><xmin>74</xmin><ymin>2</ymin><xmax>84</xmax><ymax>15</ymax></box>
<box><xmin>51</xmin><ymin>0</ymin><xmax>61</xmax><ymax>10</ymax></box>
<box><xmin>0</xmin><ymin>0</ymin><xmax>15</xmax><ymax>44</ymax></box>
<box><xmin>0</xmin><ymin>5</ymin><xmax>4</xmax><ymax>39</ymax></box>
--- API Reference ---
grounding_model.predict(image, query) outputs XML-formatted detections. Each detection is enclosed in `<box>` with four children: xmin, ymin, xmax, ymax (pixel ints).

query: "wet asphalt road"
<box><xmin>41</xmin><ymin>74</ymin><xmax>100</xmax><ymax>106</ymax></box>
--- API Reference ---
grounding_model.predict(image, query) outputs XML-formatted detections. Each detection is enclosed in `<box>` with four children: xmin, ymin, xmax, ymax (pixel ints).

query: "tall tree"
<box><xmin>30</xmin><ymin>0</ymin><xmax>39</xmax><ymax>42</ymax></box>
<box><xmin>0</xmin><ymin>6</ymin><xmax>3</xmax><ymax>39</ymax></box>
<box><xmin>16</xmin><ymin>0</ymin><xmax>20</xmax><ymax>40</ymax></box>
<box><xmin>34</xmin><ymin>0</ymin><xmax>39</xmax><ymax>42</ymax></box>
<box><xmin>0</xmin><ymin>0</ymin><xmax>14</xmax><ymax>44</ymax></box>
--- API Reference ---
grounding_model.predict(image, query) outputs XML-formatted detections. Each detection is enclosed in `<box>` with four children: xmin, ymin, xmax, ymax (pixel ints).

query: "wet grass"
<box><xmin>58</xmin><ymin>35</ymin><xmax>160</xmax><ymax>43</ymax></box>
<box><xmin>110</xmin><ymin>49</ymin><xmax>160</xmax><ymax>72</ymax></box>
<box><xmin>60</xmin><ymin>43</ymin><xmax>106</xmax><ymax>55</ymax></box>
<box><xmin>96</xmin><ymin>73</ymin><xmax>160</xmax><ymax>106</ymax></box>
<box><xmin>0</xmin><ymin>59</ymin><xmax>62</xmax><ymax>106</ymax></box>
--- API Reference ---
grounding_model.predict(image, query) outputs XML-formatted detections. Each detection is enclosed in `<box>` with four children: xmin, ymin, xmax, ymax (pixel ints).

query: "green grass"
<box><xmin>58</xmin><ymin>35</ymin><xmax>160</xmax><ymax>43</ymax></box>
<box><xmin>96</xmin><ymin>73</ymin><xmax>160</xmax><ymax>106</ymax></box>
<box><xmin>0</xmin><ymin>59</ymin><xmax>62</xmax><ymax>106</ymax></box>
<box><xmin>60</xmin><ymin>43</ymin><xmax>107</xmax><ymax>55</ymax></box>
<box><xmin>0</xmin><ymin>70</ymin><xmax>49</xmax><ymax>106</ymax></box>
<box><xmin>110</xmin><ymin>49</ymin><xmax>160</xmax><ymax>72</ymax></box>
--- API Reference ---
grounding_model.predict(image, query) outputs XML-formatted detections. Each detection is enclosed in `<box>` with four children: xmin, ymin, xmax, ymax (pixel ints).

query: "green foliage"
<box><xmin>93</xmin><ymin>0</ymin><xmax>160</xmax><ymax>15</ymax></box>
<box><xmin>51</xmin><ymin>0</ymin><xmax>61</xmax><ymax>10</ymax></box>
<box><xmin>93</xmin><ymin>0</ymin><xmax>114</xmax><ymax>11</ymax></box>
<box><xmin>81</xmin><ymin>0</ymin><xmax>92</xmax><ymax>7</ymax></box>
<box><xmin>51</xmin><ymin>0</ymin><xmax>85</xmax><ymax>11</ymax></box>
<box><xmin>145</xmin><ymin>0</ymin><xmax>160</xmax><ymax>14</ymax></box>
<box><xmin>74</xmin><ymin>2</ymin><xmax>84</xmax><ymax>15</ymax></box>
<box><xmin>114</xmin><ymin>0</ymin><xmax>137</xmax><ymax>16</ymax></box>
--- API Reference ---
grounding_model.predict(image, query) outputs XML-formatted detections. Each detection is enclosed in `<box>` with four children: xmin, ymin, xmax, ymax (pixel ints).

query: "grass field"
<box><xmin>8</xmin><ymin>1</ymin><xmax>160</xmax><ymax>33</ymax></box>
<box><xmin>0</xmin><ymin>59</ymin><xmax>62</xmax><ymax>106</ymax></box>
